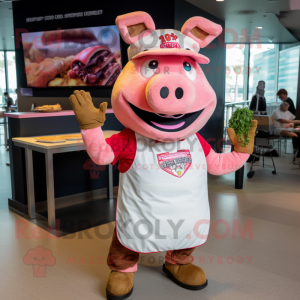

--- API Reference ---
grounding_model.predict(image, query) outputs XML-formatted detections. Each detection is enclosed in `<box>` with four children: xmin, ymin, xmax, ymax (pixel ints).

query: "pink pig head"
<box><xmin>112</xmin><ymin>11</ymin><xmax>223</xmax><ymax>141</ymax></box>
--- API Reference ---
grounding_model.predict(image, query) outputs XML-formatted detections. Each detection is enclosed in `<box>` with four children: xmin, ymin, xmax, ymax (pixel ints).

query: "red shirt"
<box><xmin>106</xmin><ymin>128</ymin><xmax>211</xmax><ymax>173</ymax></box>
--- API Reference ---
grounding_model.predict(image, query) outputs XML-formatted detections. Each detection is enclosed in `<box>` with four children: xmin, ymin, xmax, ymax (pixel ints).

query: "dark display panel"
<box><xmin>22</xmin><ymin>25</ymin><xmax>122</xmax><ymax>88</ymax></box>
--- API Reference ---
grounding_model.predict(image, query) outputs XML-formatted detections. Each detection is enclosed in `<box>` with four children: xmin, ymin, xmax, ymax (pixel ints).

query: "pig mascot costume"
<box><xmin>70</xmin><ymin>11</ymin><xmax>256</xmax><ymax>300</ymax></box>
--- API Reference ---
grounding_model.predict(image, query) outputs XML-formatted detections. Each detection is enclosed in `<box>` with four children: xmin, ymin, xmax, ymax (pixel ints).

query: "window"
<box><xmin>6</xmin><ymin>52</ymin><xmax>17</xmax><ymax>103</ymax></box>
<box><xmin>278</xmin><ymin>46</ymin><xmax>300</xmax><ymax>107</ymax></box>
<box><xmin>0</xmin><ymin>51</ymin><xmax>17</xmax><ymax>106</ymax></box>
<box><xmin>248</xmin><ymin>44</ymin><xmax>276</xmax><ymax>103</ymax></box>
<box><xmin>225</xmin><ymin>45</ymin><xmax>245</xmax><ymax>103</ymax></box>
<box><xmin>0</xmin><ymin>51</ymin><xmax>6</xmax><ymax>105</ymax></box>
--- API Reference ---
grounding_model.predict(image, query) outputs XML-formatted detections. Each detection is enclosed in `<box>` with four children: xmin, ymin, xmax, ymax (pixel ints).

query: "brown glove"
<box><xmin>69</xmin><ymin>90</ymin><xmax>107</xmax><ymax>130</ymax></box>
<box><xmin>227</xmin><ymin>120</ymin><xmax>258</xmax><ymax>154</ymax></box>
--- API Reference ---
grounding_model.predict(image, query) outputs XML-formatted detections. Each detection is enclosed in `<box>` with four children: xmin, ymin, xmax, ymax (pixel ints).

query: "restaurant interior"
<box><xmin>0</xmin><ymin>0</ymin><xmax>300</xmax><ymax>299</ymax></box>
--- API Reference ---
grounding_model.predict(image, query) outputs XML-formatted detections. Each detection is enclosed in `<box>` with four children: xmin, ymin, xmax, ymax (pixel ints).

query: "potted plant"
<box><xmin>227</xmin><ymin>108</ymin><xmax>258</xmax><ymax>154</ymax></box>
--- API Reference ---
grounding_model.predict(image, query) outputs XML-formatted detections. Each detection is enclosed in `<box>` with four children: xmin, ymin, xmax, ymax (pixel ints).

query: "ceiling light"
<box><xmin>256</xmin><ymin>27</ymin><xmax>263</xmax><ymax>29</ymax></box>
<box><xmin>12</xmin><ymin>35</ymin><xmax>14</xmax><ymax>38</ymax></box>
<box><xmin>216</xmin><ymin>0</ymin><xmax>225</xmax><ymax>2</ymax></box>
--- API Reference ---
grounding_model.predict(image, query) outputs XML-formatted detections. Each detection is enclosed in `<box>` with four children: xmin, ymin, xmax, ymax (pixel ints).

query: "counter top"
<box><xmin>12</xmin><ymin>130</ymin><xmax>119</xmax><ymax>149</ymax></box>
<box><xmin>5</xmin><ymin>108</ymin><xmax>114</xmax><ymax>119</ymax></box>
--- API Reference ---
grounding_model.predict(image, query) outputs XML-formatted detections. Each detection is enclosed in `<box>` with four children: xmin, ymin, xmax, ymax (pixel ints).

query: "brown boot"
<box><xmin>106</xmin><ymin>271</ymin><xmax>135</xmax><ymax>300</ymax></box>
<box><xmin>163</xmin><ymin>262</ymin><xmax>208</xmax><ymax>290</ymax></box>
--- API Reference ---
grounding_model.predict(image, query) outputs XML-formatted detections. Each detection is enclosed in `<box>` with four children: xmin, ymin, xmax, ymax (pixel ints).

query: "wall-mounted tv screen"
<box><xmin>21</xmin><ymin>25</ymin><xmax>122</xmax><ymax>88</ymax></box>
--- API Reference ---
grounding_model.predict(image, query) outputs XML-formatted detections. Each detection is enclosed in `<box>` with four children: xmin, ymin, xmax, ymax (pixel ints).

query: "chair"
<box><xmin>265</xmin><ymin>135</ymin><xmax>281</xmax><ymax>155</ymax></box>
<box><xmin>247</xmin><ymin>134</ymin><xmax>277</xmax><ymax>179</ymax></box>
<box><xmin>267</xmin><ymin>135</ymin><xmax>293</xmax><ymax>156</ymax></box>
<box><xmin>293</xmin><ymin>149</ymin><xmax>300</xmax><ymax>168</ymax></box>
<box><xmin>279</xmin><ymin>136</ymin><xmax>293</xmax><ymax>155</ymax></box>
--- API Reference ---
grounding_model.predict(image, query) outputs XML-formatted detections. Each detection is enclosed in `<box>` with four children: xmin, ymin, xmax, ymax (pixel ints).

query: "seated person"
<box><xmin>3</xmin><ymin>92</ymin><xmax>14</xmax><ymax>112</ymax></box>
<box><xmin>272</xmin><ymin>102</ymin><xmax>300</xmax><ymax>156</ymax></box>
<box><xmin>277</xmin><ymin>88</ymin><xmax>296</xmax><ymax>115</ymax></box>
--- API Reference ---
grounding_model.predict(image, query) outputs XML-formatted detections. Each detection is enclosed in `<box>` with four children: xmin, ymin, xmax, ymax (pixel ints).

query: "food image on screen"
<box><xmin>70</xmin><ymin>46</ymin><xmax>121</xmax><ymax>86</ymax></box>
<box><xmin>21</xmin><ymin>26</ymin><xmax>122</xmax><ymax>87</ymax></box>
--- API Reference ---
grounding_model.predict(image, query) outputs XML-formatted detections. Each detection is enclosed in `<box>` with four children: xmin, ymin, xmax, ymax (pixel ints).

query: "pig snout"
<box><xmin>145</xmin><ymin>74</ymin><xmax>195</xmax><ymax>115</ymax></box>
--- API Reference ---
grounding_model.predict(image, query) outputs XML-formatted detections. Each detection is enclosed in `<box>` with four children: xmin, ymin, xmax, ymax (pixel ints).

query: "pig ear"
<box><xmin>181</xmin><ymin>17</ymin><xmax>223</xmax><ymax>48</ymax></box>
<box><xmin>115</xmin><ymin>11</ymin><xmax>155</xmax><ymax>45</ymax></box>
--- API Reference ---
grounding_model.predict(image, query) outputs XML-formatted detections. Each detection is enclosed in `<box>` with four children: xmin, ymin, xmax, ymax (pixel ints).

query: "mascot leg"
<box><xmin>106</xmin><ymin>230</ymin><xmax>138</xmax><ymax>300</ymax></box>
<box><xmin>163</xmin><ymin>248</ymin><xmax>208</xmax><ymax>290</ymax></box>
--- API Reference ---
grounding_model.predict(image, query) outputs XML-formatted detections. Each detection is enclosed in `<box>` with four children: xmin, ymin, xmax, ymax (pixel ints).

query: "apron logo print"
<box><xmin>157</xmin><ymin>150</ymin><xmax>192</xmax><ymax>178</ymax></box>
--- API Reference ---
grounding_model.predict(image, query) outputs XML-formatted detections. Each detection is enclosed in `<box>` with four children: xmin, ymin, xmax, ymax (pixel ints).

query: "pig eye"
<box><xmin>183</xmin><ymin>62</ymin><xmax>191</xmax><ymax>71</ymax></box>
<box><xmin>141</xmin><ymin>59</ymin><xmax>159</xmax><ymax>78</ymax></box>
<box><xmin>183</xmin><ymin>62</ymin><xmax>196</xmax><ymax>81</ymax></box>
<box><xmin>149</xmin><ymin>60</ymin><xmax>158</xmax><ymax>69</ymax></box>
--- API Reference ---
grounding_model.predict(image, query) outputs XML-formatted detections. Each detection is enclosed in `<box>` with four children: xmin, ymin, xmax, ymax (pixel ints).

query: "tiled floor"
<box><xmin>1</xmin><ymin>144</ymin><xmax>300</xmax><ymax>300</ymax></box>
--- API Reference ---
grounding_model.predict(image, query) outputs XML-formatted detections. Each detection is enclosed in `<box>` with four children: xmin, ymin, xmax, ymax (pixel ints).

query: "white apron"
<box><xmin>116</xmin><ymin>133</ymin><xmax>210</xmax><ymax>253</ymax></box>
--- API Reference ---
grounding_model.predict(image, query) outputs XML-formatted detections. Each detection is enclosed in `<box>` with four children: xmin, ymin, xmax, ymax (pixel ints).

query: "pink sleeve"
<box><xmin>206</xmin><ymin>149</ymin><xmax>249</xmax><ymax>176</ymax></box>
<box><xmin>81</xmin><ymin>127</ymin><xmax>115</xmax><ymax>165</ymax></box>
<box><xmin>196</xmin><ymin>133</ymin><xmax>211</xmax><ymax>157</ymax></box>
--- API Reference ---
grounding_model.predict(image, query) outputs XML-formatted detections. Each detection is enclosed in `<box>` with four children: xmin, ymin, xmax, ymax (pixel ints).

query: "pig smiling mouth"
<box><xmin>128</xmin><ymin>102</ymin><xmax>204</xmax><ymax>132</ymax></box>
